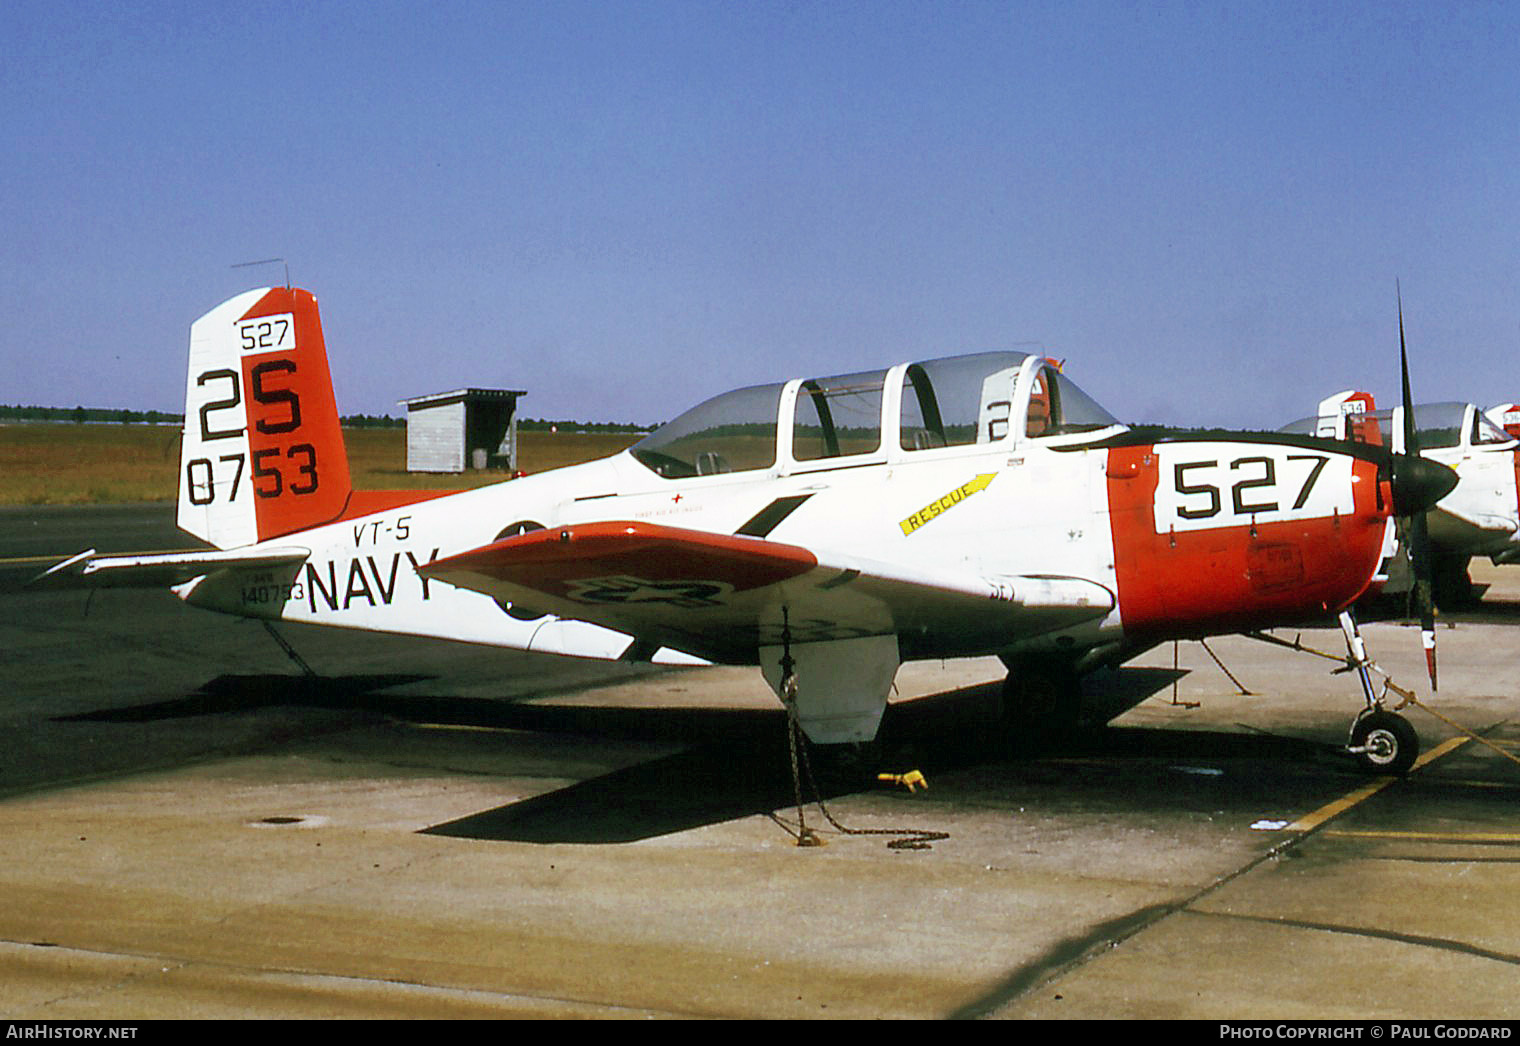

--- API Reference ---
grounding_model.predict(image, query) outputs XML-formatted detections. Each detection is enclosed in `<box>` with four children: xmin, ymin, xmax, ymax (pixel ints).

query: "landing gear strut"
<box><xmin>1338</xmin><ymin>611</ymin><xmax>1420</xmax><ymax>775</ymax></box>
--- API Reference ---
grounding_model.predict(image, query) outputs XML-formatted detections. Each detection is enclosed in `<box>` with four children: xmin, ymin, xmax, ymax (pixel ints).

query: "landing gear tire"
<box><xmin>1002</xmin><ymin>661</ymin><xmax>1081</xmax><ymax>735</ymax></box>
<box><xmin>1349</xmin><ymin>709</ymin><xmax>1418</xmax><ymax>775</ymax></box>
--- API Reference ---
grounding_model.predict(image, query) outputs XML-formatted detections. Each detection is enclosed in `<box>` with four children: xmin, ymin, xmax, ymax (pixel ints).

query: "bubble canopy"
<box><xmin>1280</xmin><ymin>402</ymin><xmax>1517</xmax><ymax>450</ymax></box>
<box><xmin>630</xmin><ymin>351</ymin><xmax>1120</xmax><ymax>479</ymax></box>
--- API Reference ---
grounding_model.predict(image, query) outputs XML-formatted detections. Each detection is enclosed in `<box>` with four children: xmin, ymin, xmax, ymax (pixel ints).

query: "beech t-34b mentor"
<box><xmin>40</xmin><ymin>287</ymin><xmax>1456</xmax><ymax>773</ymax></box>
<box><xmin>1286</xmin><ymin>390</ymin><xmax>1520</xmax><ymax>601</ymax></box>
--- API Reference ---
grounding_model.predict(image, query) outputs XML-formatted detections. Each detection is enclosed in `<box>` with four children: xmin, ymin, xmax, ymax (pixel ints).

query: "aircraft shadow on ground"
<box><xmin>1443</xmin><ymin>594</ymin><xmax>1520</xmax><ymax>623</ymax></box>
<box><xmin>422</xmin><ymin>696</ymin><xmax>1346</xmax><ymax>844</ymax></box>
<box><xmin>422</xmin><ymin>737</ymin><xmax>810</xmax><ymax>843</ymax></box>
<box><xmin>57</xmin><ymin>664</ymin><xmax>1183</xmax><ymax>735</ymax></box>
<box><xmin>57</xmin><ymin>674</ymin><xmax>435</xmax><ymax>722</ymax></box>
<box><xmin>54</xmin><ymin>663</ymin><xmax>1350</xmax><ymax>844</ymax></box>
<box><xmin>1360</xmin><ymin>587</ymin><xmax>1520</xmax><ymax>624</ymax></box>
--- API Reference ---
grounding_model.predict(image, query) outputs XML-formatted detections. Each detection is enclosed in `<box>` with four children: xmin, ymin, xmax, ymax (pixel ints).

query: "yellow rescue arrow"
<box><xmin>899</xmin><ymin>474</ymin><xmax>997</xmax><ymax>536</ymax></box>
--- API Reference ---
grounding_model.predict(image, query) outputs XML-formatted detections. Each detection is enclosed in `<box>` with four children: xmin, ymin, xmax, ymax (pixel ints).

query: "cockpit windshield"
<box><xmin>1041</xmin><ymin>364</ymin><xmax>1122</xmax><ymax>433</ymax></box>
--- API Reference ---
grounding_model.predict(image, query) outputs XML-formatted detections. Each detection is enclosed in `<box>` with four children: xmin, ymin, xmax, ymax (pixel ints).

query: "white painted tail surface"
<box><xmin>178</xmin><ymin>288</ymin><xmax>353</xmax><ymax>548</ymax></box>
<box><xmin>1314</xmin><ymin>390</ymin><xmax>1381</xmax><ymax>445</ymax></box>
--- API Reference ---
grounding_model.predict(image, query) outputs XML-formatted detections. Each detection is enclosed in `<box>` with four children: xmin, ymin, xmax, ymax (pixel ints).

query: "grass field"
<box><xmin>0</xmin><ymin>424</ymin><xmax>641</xmax><ymax>505</ymax></box>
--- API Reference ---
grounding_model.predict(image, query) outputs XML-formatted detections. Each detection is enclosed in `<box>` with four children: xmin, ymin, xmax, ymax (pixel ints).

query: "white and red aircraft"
<box><xmin>40</xmin><ymin>287</ymin><xmax>1457</xmax><ymax>773</ymax></box>
<box><xmin>1489</xmin><ymin>404</ymin><xmax>1520</xmax><ymax>442</ymax></box>
<box><xmin>1286</xmin><ymin>390</ymin><xmax>1520</xmax><ymax>596</ymax></box>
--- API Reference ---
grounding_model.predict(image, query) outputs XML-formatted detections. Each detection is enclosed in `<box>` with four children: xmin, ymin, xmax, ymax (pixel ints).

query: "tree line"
<box><xmin>1</xmin><ymin>405</ymin><xmax>181</xmax><ymax>425</ymax></box>
<box><xmin>0</xmin><ymin>404</ymin><xmax>653</xmax><ymax>432</ymax></box>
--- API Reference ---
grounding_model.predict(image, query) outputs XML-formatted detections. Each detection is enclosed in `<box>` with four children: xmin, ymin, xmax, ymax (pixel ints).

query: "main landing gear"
<box><xmin>1000</xmin><ymin>657</ymin><xmax>1081</xmax><ymax>735</ymax></box>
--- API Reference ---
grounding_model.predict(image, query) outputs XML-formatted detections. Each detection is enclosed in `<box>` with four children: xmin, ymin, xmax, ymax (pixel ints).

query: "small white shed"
<box><xmin>399</xmin><ymin>388</ymin><xmax>526</xmax><ymax>473</ymax></box>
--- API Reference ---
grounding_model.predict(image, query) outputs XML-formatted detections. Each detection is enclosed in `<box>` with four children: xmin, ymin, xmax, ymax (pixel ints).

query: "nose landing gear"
<box><xmin>1247</xmin><ymin>610</ymin><xmax>1424</xmax><ymax>776</ymax></box>
<box><xmin>1337</xmin><ymin>611</ymin><xmax>1421</xmax><ymax>775</ymax></box>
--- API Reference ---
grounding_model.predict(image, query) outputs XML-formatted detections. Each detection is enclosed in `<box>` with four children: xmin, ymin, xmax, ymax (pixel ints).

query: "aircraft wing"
<box><xmin>418</xmin><ymin>521</ymin><xmax>1114</xmax><ymax>664</ymax></box>
<box><xmin>30</xmin><ymin>546</ymin><xmax>311</xmax><ymax>589</ymax></box>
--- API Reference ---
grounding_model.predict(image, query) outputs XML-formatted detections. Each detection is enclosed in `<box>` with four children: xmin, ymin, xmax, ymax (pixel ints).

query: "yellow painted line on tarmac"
<box><xmin>1322</xmin><ymin>829</ymin><xmax>1520</xmax><ymax>844</ymax></box>
<box><xmin>0</xmin><ymin>554</ymin><xmax>73</xmax><ymax>566</ymax></box>
<box><xmin>1406</xmin><ymin>734</ymin><xmax>1472</xmax><ymax>769</ymax></box>
<box><xmin>413</xmin><ymin>722</ymin><xmax>519</xmax><ymax>734</ymax></box>
<box><xmin>1284</xmin><ymin>736</ymin><xmax>1470</xmax><ymax>833</ymax></box>
<box><xmin>1284</xmin><ymin>780</ymin><xmax>1395</xmax><ymax>833</ymax></box>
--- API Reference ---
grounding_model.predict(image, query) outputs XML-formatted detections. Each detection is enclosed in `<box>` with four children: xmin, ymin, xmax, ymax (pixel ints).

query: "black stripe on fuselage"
<box><xmin>735</xmin><ymin>494</ymin><xmax>815</xmax><ymax>537</ymax></box>
<box><xmin>1056</xmin><ymin>425</ymin><xmax>1392</xmax><ymax>466</ymax></box>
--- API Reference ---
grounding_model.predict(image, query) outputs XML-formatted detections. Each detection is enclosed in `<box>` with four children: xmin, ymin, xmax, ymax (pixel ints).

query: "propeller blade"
<box><xmin>1399</xmin><ymin>286</ymin><xmax>1418</xmax><ymax>457</ymax></box>
<box><xmin>1397</xmin><ymin>284</ymin><xmax>1438</xmax><ymax>691</ymax></box>
<box><xmin>1410</xmin><ymin>511</ymin><xmax>1438</xmax><ymax>691</ymax></box>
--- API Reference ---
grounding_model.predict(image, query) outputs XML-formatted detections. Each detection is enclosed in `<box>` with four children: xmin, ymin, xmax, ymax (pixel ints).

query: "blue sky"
<box><xmin>3</xmin><ymin>1</ymin><xmax>1517</xmax><ymax>428</ymax></box>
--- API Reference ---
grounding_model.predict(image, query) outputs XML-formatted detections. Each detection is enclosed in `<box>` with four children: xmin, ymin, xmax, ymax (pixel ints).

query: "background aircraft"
<box><xmin>1487</xmin><ymin>404</ymin><xmax>1520</xmax><ymax>441</ymax></box>
<box><xmin>39</xmin><ymin>287</ymin><xmax>1455</xmax><ymax>774</ymax></box>
<box><xmin>1284</xmin><ymin>390</ymin><xmax>1520</xmax><ymax>604</ymax></box>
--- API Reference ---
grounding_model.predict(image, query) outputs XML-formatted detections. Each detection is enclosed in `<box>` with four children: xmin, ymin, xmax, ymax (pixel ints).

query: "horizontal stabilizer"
<box><xmin>419</xmin><ymin>521</ymin><xmax>1114</xmax><ymax>664</ymax></box>
<box><xmin>31</xmin><ymin>546</ymin><xmax>311</xmax><ymax>589</ymax></box>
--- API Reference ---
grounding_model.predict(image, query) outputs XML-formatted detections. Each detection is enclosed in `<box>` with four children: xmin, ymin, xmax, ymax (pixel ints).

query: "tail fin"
<box><xmin>1315</xmin><ymin>390</ymin><xmax>1382</xmax><ymax>445</ymax></box>
<box><xmin>178</xmin><ymin>287</ymin><xmax>353</xmax><ymax>548</ymax></box>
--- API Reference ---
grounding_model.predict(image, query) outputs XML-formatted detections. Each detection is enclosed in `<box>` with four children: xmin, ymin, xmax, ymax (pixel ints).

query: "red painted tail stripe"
<box><xmin>238</xmin><ymin>289</ymin><xmax>352</xmax><ymax>541</ymax></box>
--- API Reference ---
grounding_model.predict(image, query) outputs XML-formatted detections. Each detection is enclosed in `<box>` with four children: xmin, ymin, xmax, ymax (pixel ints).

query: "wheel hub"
<box><xmin>1362</xmin><ymin>728</ymin><xmax>1398</xmax><ymax>766</ymax></box>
